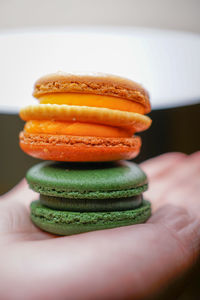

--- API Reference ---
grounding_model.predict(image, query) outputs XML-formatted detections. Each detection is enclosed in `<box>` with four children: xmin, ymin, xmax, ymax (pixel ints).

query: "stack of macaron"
<box><xmin>19</xmin><ymin>73</ymin><xmax>152</xmax><ymax>235</ymax></box>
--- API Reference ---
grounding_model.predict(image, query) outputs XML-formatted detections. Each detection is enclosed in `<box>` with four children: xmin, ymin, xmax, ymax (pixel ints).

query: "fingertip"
<box><xmin>141</xmin><ymin>152</ymin><xmax>187</xmax><ymax>166</ymax></box>
<box><xmin>140</xmin><ymin>152</ymin><xmax>187</xmax><ymax>178</ymax></box>
<box><xmin>187</xmin><ymin>151</ymin><xmax>200</xmax><ymax>162</ymax></box>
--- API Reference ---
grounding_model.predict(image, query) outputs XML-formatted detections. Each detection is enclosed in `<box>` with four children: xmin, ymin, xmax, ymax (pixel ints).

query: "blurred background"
<box><xmin>0</xmin><ymin>1</ymin><xmax>200</xmax><ymax>299</ymax></box>
<box><xmin>0</xmin><ymin>0</ymin><xmax>200</xmax><ymax>31</ymax></box>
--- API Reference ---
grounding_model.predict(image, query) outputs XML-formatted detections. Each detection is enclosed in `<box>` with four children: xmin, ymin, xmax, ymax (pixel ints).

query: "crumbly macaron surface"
<box><xmin>26</xmin><ymin>160</ymin><xmax>148</xmax><ymax>198</ymax></box>
<box><xmin>33</xmin><ymin>73</ymin><xmax>151</xmax><ymax>113</ymax></box>
<box><xmin>28</xmin><ymin>159</ymin><xmax>151</xmax><ymax>235</ymax></box>
<box><xmin>31</xmin><ymin>200</ymin><xmax>151</xmax><ymax>225</ymax></box>
<box><xmin>30</xmin><ymin>200</ymin><xmax>151</xmax><ymax>235</ymax></box>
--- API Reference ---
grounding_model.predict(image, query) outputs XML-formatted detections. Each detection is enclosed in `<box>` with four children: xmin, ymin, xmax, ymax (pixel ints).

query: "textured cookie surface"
<box><xmin>33</xmin><ymin>72</ymin><xmax>151</xmax><ymax>113</ymax></box>
<box><xmin>26</xmin><ymin>160</ymin><xmax>148</xmax><ymax>199</ymax></box>
<box><xmin>19</xmin><ymin>132</ymin><xmax>141</xmax><ymax>162</ymax></box>
<box><xmin>31</xmin><ymin>200</ymin><xmax>151</xmax><ymax>235</ymax></box>
<box><xmin>19</xmin><ymin>104</ymin><xmax>151</xmax><ymax>132</ymax></box>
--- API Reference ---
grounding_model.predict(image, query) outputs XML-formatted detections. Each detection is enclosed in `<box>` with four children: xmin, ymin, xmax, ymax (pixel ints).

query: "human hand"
<box><xmin>0</xmin><ymin>152</ymin><xmax>200</xmax><ymax>300</ymax></box>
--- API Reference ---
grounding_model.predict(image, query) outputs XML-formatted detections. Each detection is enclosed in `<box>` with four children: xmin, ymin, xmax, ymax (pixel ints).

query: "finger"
<box><xmin>159</xmin><ymin>151</ymin><xmax>200</xmax><ymax>189</ymax></box>
<box><xmin>148</xmin><ymin>204</ymin><xmax>200</xmax><ymax>258</ymax></box>
<box><xmin>140</xmin><ymin>152</ymin><xmax>187</xmax><ymax>180</ymax></box>
<box><xmin>144</xmin><ymin>152</ymin><xmax>200</xmax><ymax>211</ymax></box>
<box><xmin>141</xmin><ymin>152</ymin><xmax>187</xmax><ymax>208</ymax></box>
<box><xmin>163</xmin><ymin>173</ymin><xmax>200</xmax><ymax>218</ymax></box>
<box><xmin>0</xmin><ymin>180</ymin><xmax>52</xmax><ymax>241</ymax></box>
<box><xmin>0</xmin><ymin>200</ymin><xmax>53</xmax><ymax>243</ymax></box>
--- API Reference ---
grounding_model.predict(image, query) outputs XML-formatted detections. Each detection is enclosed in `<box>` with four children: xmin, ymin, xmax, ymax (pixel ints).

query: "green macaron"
<box><xmin>31</xmin><ymin>200</ymin><xmax>151</xmax><ymax>235</ymax></box>
<box><xmin>26</xmin><ymin>161</ymin><xmax>148</xmax><ymax>199</ymax></box>
<box><xmin>27</xmin><ymin>161</ymin><xmax>151</xmax><ymax>235</ymax></box>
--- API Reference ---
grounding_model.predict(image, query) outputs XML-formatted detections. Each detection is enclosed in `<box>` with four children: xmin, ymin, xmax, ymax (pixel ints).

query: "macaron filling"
<box><xmin>22</xmin><ymin>92</ymin><xmax>149</xmax><ymax>139</ymax></box>
<box><xmin>38</xmin><ymin>93</ymin><xmax>146</xmax><ymax>114</ymax></box>
<box><xmin>39</xmin><ymin>194</ymin><xmax>143</xmax><ymax>211</ymax></box>
<box><xmin>24</xmin><ymin>120</ymin><xmax>134</xmax><ymax>138</ymax></box>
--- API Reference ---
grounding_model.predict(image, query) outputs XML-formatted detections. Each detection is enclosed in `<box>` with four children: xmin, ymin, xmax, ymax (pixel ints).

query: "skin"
<box><xmin>0</xmin><ymin>152</ymin><xmax>200</xmax><ymax>300</ymax></box>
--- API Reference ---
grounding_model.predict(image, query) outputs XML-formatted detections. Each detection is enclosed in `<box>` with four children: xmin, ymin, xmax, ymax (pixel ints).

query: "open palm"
<box><xmin>0</xmin><ymin>152</ymin><xmax>200</xmax><ymax>300</ymax></box>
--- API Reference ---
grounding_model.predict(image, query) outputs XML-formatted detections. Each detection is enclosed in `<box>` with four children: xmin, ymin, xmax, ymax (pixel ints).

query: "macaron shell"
<box><xmin>20</xmin><ymin>132</ymin><xmax>141</xmax><ymax>162</ymax></box>
<box><xmin>40</xmin><ymin>194</ymin><xmax>143</xmax><ymax>211</ymax></box>
<box><xmin>30</xmin><ymin>184</ymin><xmax>147</xmax><ymax>200</ymax></box>
<box><xmin>31</xmin><ymin>200</ymin><xmax>151</xmax><ymax>235</ymax></box>
<box><xmin>33</xmin><ymin>72</ymin><xmax>151</xmax><ymax>113</ymax></box>
<box><xmin>26</xmin><ymin>160</ymin><xmax>148</xmax><ymax>198</ymax></box>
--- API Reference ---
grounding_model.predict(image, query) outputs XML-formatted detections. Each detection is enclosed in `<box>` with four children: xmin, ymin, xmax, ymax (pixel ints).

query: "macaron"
<box><xmin>31</xmin><ymin>200</ymin><xmax>151</xmax><ymax>236</ymax></box>
<box><xmin>19</xmin><ymin>73</ymin><xmax>152</xmax><ymax>162</ymax></box>
<box><xmin>27</xmin><ymin>160</ymin><xmax>151</xmax><ymax>235</ymax></box>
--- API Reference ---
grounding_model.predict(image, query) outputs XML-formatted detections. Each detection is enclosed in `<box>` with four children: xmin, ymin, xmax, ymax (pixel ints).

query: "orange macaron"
<box><xmin>19</xmin><ymin>73</ymin><xmax>151</xmax><ymax>162</ymax></box>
